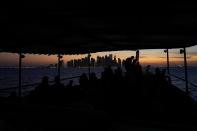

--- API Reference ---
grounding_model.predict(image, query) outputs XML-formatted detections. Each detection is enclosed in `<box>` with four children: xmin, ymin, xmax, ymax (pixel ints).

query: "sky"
<box><xmin>0</xmin><ymin>45</ymin><xmax>197</xmax><ymax>67</ymax></box>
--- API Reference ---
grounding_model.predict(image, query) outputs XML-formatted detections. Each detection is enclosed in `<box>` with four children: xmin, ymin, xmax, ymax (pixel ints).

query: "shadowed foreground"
<box><xmin>0</xmin><ymin>59</ymin><xmax>197</xmax><ymax>130</ymax></box>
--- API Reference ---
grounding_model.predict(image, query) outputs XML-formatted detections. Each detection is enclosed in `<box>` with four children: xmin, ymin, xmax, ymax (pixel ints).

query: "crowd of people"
<box><xmin>21</xmin><ymin>56</ymin><xmax>177</xmax><ymax>114</ymax></box>
<box><xmin>6</xmin><ymin>55</ymin><xmax>194</xmax><ymax>121</ymax></box>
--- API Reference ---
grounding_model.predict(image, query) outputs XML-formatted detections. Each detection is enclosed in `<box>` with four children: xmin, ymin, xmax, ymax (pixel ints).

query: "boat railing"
<box><xmin>169</xmin><ymin>73</ymin><xmax>197</xmax><ymax>98</ymax></box>
<box><xmin>0</xmin><ymin>75</ymin><xmax>81</xmax><ymax>97</ymax></box>
<box><xmin>1</xmin><ymin>71</ymin><xmax>196</xmax><ymax>97</ymax></box>
<box><xmin>169</xmin><ymin>73</ymin><xmax>197</xmax><ymax>88</ymax></box>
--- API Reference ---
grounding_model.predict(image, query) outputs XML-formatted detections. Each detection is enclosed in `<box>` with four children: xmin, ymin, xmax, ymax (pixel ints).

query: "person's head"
<box><xmin>42</xmin><ymin>76</ymin><xmax>48</xmax><ymax>84</ymax></box>
<box><xmin>131</xmin><ymin>56</ymin><xmax>134</xmax><ymax>60</ymax></box>
<box><xmin>54</xmin><ymin>76</ymin><xmax>60</xmax><ymax>84</ymax></box>
<box><xmin>147</xmin><ymin>65</ymin><xmax>151</xmax><ymax>69</ymax></box>
<box><xmin>146</xmin><ymin>65</ymin><xmax>151</xmax><ymax>72</ymax></box>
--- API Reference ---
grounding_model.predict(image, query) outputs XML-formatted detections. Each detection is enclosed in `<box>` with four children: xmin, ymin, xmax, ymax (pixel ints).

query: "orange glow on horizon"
<box><xmin>0</xmin><ymin>46</ymin><xmax>197</xmax><ymax>67</ymax></box>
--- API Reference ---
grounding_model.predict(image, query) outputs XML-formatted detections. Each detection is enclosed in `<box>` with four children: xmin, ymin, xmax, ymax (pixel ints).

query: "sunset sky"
<box><xmin>0</xmin><ymin>45</ymin><xmax>197</xmax><ymax>67</ymax></box>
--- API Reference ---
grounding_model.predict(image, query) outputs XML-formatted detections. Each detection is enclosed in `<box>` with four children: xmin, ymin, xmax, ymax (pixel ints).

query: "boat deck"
<box><xmin>0</xmin><ymin>83</ymin><xmax>197</xmax><ymax>130</ymax></box>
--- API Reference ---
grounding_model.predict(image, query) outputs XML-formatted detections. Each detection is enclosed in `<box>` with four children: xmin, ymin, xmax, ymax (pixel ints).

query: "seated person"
<box><xmin>79</xmin><ymin>73</ymin><xmax>88</xmax><ymax>86</ymax></box>
<box><xmin>35</xmin><ymin>76</ymin><xmax>50</xmax><ymax>94</ymax></box>
<box><xmin>51</xmin><ymin>76</ymin><xmax>65</xmax><ymax>90</ymax></box>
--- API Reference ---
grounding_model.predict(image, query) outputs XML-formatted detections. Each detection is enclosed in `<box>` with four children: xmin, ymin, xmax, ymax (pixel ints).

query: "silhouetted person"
<box><xmin>102</xmin><ymin>66</ymin><xmax>114</xmax><ymax>80</ymax></box>
<box><xmin>132</xmin><ymin>58</ymin><xmax>137</xmax><ymax>65</ymax></box>
<box><xmin>113</xmin><ymin>67</ymin><xmax>123</xmax><ymax>98</ymax></box>
<box><xmin>166</xmin><ymin>74</ymin><xmax>172</xmax><ymax>84</ymax></box>
<box><xmin>51</xmin><ymin>76</ymin><xmax>65</xmax><ymax>90</ymax></box>
<box><xmin>66</xmin><ymin>80</ymin><xmax>73</xmax><ymax>88</ymax></box>
<box><xmin>114</xmin><ymin>67</ymin><xmax>123</xmax><ymax>86</ymax></box>
<box><xmin>79</xmin><ymin>73</ymin><xmax>89</xmax><ymax>88</ymax></box>
<box><xmin>152</xmin><ymin>67</ymin><xmax>166</xmax><ymax>103</ymax></box>
<box><xmin>155</xmin><ymin>68</ymin><xmax>167</xmax><ymax>83</ymax></box>
<box><xmin>123</xmin><ymin>56</ymin><xmax>134</xmax><ymax>73</ymax></box>
<box><xmin>155</xmin><ymin>67</ymin><xmax>161</xmax><ymax>76</ymax></box>
<box><xmin>123</xmin><ymin>56</ymin><xmax>139</xmax><ymax>82</ymax></box>
<box><xmin>26</xmin><ymin>76</ymin><xmax>50</xmax><ymax>103</ymax></box>
<box><xmin>89</xmin><ymin>73</ymin><xmax>98</xmax><ymax>88</ymax></box>
<box><xmin>35</xmin><ymin>76</ymin><xmax>49</xmax><ymax>94</ymax></box>
<box><xmin>114</xmin><ymin>67</ymin><xmax>122</xmax><ymax>78</ymax></box>
<box><xmin>145</xmin><ymin>65</ymin><xmax>151</xmax><ymax>74</ymax></box>
<box><xmin>90</xmin><ymin>73</ymin><xmax>98</xmax><ymax>82</ymax></box>
<box><xmin>48</xmin><ymin>76</ymin><xmax>66</xmax><ymax>103</ymax></box>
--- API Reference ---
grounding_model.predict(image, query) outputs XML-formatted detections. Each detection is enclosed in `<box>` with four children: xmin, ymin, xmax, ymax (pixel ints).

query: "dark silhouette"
<box><xmin>2</xmin><ymin>2</ymin><xmax>197</xmax><ymax>130</ymax></box>
<box><xmin>79</xmin><ymin>73</ymin><xmax>89</xmax><ymax>87</ymax></box>
<box><xmin>89</xmin><ymin>73</ymin><xmax>98</xmax><ymax>86</ymax></box>
<box><xmin>67</xmin><ymin>54</ymin><xmax>122</xmax><ymax>68</ymax></box>
<box><xmin>101</xmin><ymin>66</ymin><xmax>114</xmax><ymax>81</ymax></box>
<box><xmin>123</xmin><ymin>56</ymin><xmax>135</xmax><ymax>74</ymax></box>
<box><xmin>48</xmin><ymin>76</ymin><xmax>65</xmax><ymax>104</ymax></box>
<box><xmin>66</xmin><ymin>80</ymin><xmax>73</xmax><ymax>88</ymax></box>
<box><xmin>35</xmin><ymin>76</ymin><xmax>49</xmax><ymax>93</ymax></box>
<box><xmin>51</xmin><ymin>76</ymin><xmax>65</xmax><ymax>90</ymax></box>
<box><xmin>24</xmin><ymin>56</ymin><xmax>193</xmax><ymax>115</ymax></box>
<box><xmin>114</xmin><ymin>67</ymin><xmax>123</xmax><ymax>79</ymax></box>
<box><xmin>145</xmin><ymin>65</ymin><xmax>151</xmax><ymax>74</ymax></box>
<box><xmin>5</xmin><ymin>56</ymin><xmax>196</xmax><ymax>130</ymax></box>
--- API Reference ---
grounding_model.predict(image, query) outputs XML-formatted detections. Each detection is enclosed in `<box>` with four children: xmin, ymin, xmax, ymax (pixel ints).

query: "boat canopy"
<box><xmin>1</xmin><ymin>2</ymin><xmax>197</xmax><ymax>54</ymax></box>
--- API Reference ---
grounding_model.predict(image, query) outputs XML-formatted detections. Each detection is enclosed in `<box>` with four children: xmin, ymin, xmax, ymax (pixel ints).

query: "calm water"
<box><xmin>0</xmin><ymin>67</ymin><xmax>197</xmax><ymax>98</ymax></box>
<box><xmin>0</xmin><ymin>67</ymin><xmax>104</xmax><ymax>88</ymax></box>
<box><xmin>0</xmin><ymin>67</ymin><xmax>104</xmax><ymax>96</ymax></box>
<box><xmin>169</xmin><ymin>67</ymin><xmax>197</xmax><ymax>100</ymax></box>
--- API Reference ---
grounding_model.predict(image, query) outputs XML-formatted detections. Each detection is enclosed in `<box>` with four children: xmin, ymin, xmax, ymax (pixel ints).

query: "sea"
<box><xmin>0</xmin><ymin>67</ymin><xmax>197</xmax><ymax>100</ymax></box>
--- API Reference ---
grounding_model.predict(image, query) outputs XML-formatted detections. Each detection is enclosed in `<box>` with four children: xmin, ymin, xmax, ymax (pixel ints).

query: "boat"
<box><xmin>0</xmin><ymin>1</ymin><xmax>197</xmax><ymax>130</ymax></box>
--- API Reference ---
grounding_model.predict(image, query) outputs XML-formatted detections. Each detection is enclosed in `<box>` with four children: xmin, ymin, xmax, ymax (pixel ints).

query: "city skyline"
<box><xmin>0</xmin><ymin>45</ymin><xmax>197</xmax><ymax>67</ymax></box>
<box><xmin>67</xmin><ymin>54</ymin><xmax>122</xmax><ymax>68</ymax></box>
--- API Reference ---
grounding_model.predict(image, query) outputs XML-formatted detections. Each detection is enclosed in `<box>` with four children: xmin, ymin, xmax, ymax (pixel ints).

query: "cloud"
<box><xmin>168</xmin><ymin>51</ymin><xmax>197</xmax><ymax>56</ymax></box>
<box><xmin>140</xmin><ymin>55</ymin><xmax>192</xmax><ymax>59</ymax></box>
<box><xmin>187</xmin><ymin>52</ymin><xmax>197</xmax><ymax>55</ymax></box>
<box><xmin>139</xmin><ymin>56</ymin><xmax>148</xmax><ymax>58</ymax></box>
<box><xmin>163</xmin><ymin>56</ymin><xmax>192</xmax><ymax>59</ymax></box>
<box><xmin>158</xmin><ymin>56</ymin><xmax>192</xmax><ymax>59</ymax></box>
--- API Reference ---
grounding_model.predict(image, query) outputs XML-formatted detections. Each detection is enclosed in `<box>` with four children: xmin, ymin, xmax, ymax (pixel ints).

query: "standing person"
<box><xmin>50</xmin><ymin>76</ymin><xmax>66</xmax><ymax>103</ymax></box>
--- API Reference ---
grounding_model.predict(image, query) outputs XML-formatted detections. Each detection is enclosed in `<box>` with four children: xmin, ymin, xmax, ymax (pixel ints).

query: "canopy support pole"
<box><xmin>166</xmin><ymin>49</ymin><xmax>170</xmax><ymax>74</ymax></box>
<box><xmin>183</xmin><ymin>47</ymin><xmax>189</xmax><ymax>95</ymax></box>
<box><xmin>57</xmin><ymin>54</ymin><xmax>61</xmax><ymax>79</ymax></box>
<box><xmin>18</xmin><ymin>53</ymin><xmax>23</xmax><ymax>97</ymax></box>
<box><xmin>88</xmin><ymin>53</ymin><xmax>91</xmax><ymax>79</ymax></box>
